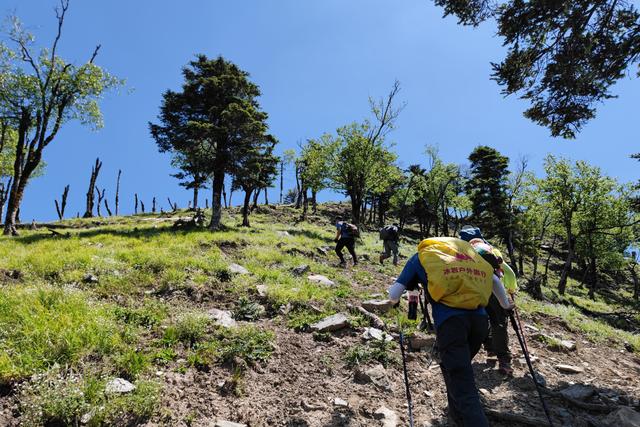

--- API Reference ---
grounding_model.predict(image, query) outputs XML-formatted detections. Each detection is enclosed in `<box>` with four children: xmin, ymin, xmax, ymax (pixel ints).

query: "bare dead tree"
<box><xmin>188</xmin><ymin>200</ymin><xmax>192</xmax><ymax>210</ymax></box>
<box><xmin>95</xmin><ymin>188</ymin><xmax>105</xmax><ymax>216</ymax></box>
<box><xmin>54</xmin><ymin>184</ymin><xmax>69</xmax><ymax>220</ymax></box>
<box><xmin>205</xmin><ymin>198</ymin><xmax>209</xmax><ymax>209</ymax></box>
<box><xmin>264</xmin><ymin>187</ymin><xmax>269</xmax><ymax>205</ymax></box>
<box><xmin>222</xmin><ymin>183</ymin><xmax>228</xmax><ymax>209</ymax></box>
<box><xmin>135</xmin><ymin>193</ymin><xmax>139</xmax><ymax>214</ymax></box>
<box><xmin>115</xmin><ymin>169</ymin><xmax>121</xmax><ymax>216</ymax></box>
<box><xmin>167</xmin><ymin>197</ymin><xmax>177</xmax><ymax>211</ymax></box>
<box><xmin>152</xmin><ymin>197</ymin><xmax>156</xmax><ymax>213</ymax></box>
<box><xmin>104</xmin><ymin>198</ymin><xmax>112</xmax><ymax>216</ymax></box>
<box><xmin>83</xmin><ymin>158</ymin><xmax>102</xmax><ymax>218</ymax></box>
<box><xmin>140</xmin><ymin>200</ymin><xmax>145</xmax><ymax>213</ymax></box>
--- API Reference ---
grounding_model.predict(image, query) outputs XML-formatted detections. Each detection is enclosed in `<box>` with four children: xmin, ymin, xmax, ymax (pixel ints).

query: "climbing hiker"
<box><xmin>387</xmin><ymin>237</ymin><xmax>514</xmax><ymax>426</ymax></box>
<box><xmin>379</xmin><ymin>223</ymin><xmax>400</xmax><ymax>265</ymax></box>
<box><xmin>334</xmin><ymin>216</ymin><xmax>358</xmax><ymax>267</ymax></box>
<box><xmin>459</xmin><ymin>225</ymin><xmax>518</xmax><ymax>376</ymax></box>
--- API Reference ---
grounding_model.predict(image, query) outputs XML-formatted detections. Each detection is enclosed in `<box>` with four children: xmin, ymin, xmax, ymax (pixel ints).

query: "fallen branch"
<box><xmin>347</xmin><ymin>304</ymin><xmax>386</xmax><ymax>330</ymax></box>
<box><xmin>485</xmin><ymin>408</ymin><xmax>550</xmax><ymax>426</ymax></box>
<box><xmin>47</xmin><ymin>228</ymin><xmax>70</xmax><ymax>238</ymax></box>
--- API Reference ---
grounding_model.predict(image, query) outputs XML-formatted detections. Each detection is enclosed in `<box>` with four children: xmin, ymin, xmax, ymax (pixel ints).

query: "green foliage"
<box><xmin>466</xmin><ymin>145</ymin><xmax>510</xmax><ymax>238</ymax></box>
<box><xmin>0</xmin><ymin>286</ymin><xmax>123</xmax><ymax>385</ymax></box>
<box><xmin>19</xmin><ymin>369</ymin><xmax>159</xmax><ymax>427</ymax></box>
<box><xmin>192</xmin><ymin>326</ymin><xmax>275</xmax><ymax>368</ymax></box>
<box><xmin>163</xmin><ymin>312</ymin><xmax>210</xmax><ymax>348</ymax></box>
<box><xmin>344</xmin><ymin>339</ymin><xmax>396</xmax><ymax>368</ymax></box>
<box><xmin>434</xmin><ymin>0</ymin><xmax>640</xmax><ymax>138</ymax></box>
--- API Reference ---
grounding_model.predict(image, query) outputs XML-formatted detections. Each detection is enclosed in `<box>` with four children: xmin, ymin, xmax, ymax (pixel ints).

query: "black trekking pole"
<box><xmin>399</xmin><ymin>332</ymin><xmax>415</xmax><ymax>427</ymax></box>
<box><xmin>509</xmin><ymin>312</ymin><xmax>555</xmax><ymax>427</ymax></box>
<box><xmin>418</xmin><ymin>287</ymin><xmax>434</xmax><ymax>332</ymax></box>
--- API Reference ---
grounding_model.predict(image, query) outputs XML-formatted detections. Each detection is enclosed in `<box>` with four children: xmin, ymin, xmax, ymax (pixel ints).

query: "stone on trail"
<box><xmin>229</xmin><ymin>263</ymin><xmax>249</xmax><ymax>275</ymax></box>
<box><xmin>362</xmin><ymin>327</ymin><xmax>392</xmax><ymax>342</ymax></box>
<box><xmin>560</xmin><ymin>339</ymin><xmax>577</xmax><ymax>352</ymax></box>
<box><xmin>560</xmin><ymin>384</ymin><xmax>595</xmax><ymax>401</ymax></box>
<box><xmin>105</xmin><ymin>378</ymin><xmax>135</xmax><ymax>394</ymax></box>
<box><xmin>409</xmin><ymin>332</ymin><xmax>434</xmax><ymax>351</ymax></box>
<box><xmin>208</xmin><ymin>308</ymin><xmax>237</xmax><ymax>328</ymax></box>
<box><xmin>361</xmin><ymin>299</ymin><xmax>395</xmax><ymax>313</ymax></box>
<box><xmin>604</xmin><ymin>407</ymin><xmax>640</xmax><ymax>427</ymax></box>
<box><xmin>555</xmin><ymin>364</ymin><xmax>585</xmax><ymax>374</ymax></box>
<box><xmin>333</xmin><ymin>397</ymin><xmax>349</xmax><ymax>407</ymax></box>
<box><xmin>214</xmin><ymin>421</ymin><xmax>247</xmax><ymax>427</ymax></box>
<box><xmin>277</xmin><ymin>231</ymin><xmax>291</xmax><ymax>237</ymax></box>
<box><xmin>355</xmin><ymin>364</ymin><xmax>391</xmax><ymax>391</ymax></box>
<box><xmin>82</xmin><ymin>274</ymin><xmax>99</xmax><ymax>284</ymax></box>
<box><xmin>317</xmin><ymin>246</ymin><xmax>330</xmax><ymax>256</ymax></box>
<box><xmin>374</xmin><ymin>406</ymin><xmax>399</xmax><ymax>427</ymax></box>
<box><xmin>255</xmin><ymin>284</ymin><xmax>268</xmax><ymax>297</ymax></box>
<box><xmin>307</xmin><ymin>274</ymin><xmax>335</xmax><ymax>286</ymax></box>
<box><xmin>311</xmin><ymin>313</ymin><xmax>350</xmax><ymax>332</ymax></box>
<box><xmin>292</xmin><ymin>264</ymin><xmax>310</xmax><ymax>276</ymax></box>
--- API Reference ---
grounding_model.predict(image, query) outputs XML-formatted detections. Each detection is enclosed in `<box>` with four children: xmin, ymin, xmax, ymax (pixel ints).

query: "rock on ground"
<box><xmin>105</xmin><ymin>378</ymin><xmax>135</xmax><ymax>394</ymax></box>
<box><xmin>307</xmin><ymin>274</ymin><xmax>335</xmax><ymax>286</ymax></box>
<box><xmin>229</xmin><ymin>263</ymin><xmax>249</xmax><ymax>274</ymax></box>
<box><xmin>361</xmin><ymin>299</ymin><xmax>395</xmax><ymax>313</ymax></box>
<box><xmin>214</xmin><ymin>421</ymin><xmax>247</xmax><ymax>427</ymax></box>
<box><xmin>362</xmin><ymin>327</ymin><xmax>392</xmax><ymax>342</ymax></box>
<box><xmin>355</xmin><ymin>364</ymin><xmax>391</xmax><ymax>391</ymax></box>
<box><xmin>409</xmin><ymin>332</ymin><xmax>434</xmax><ymax>351</ymax></box>
<box><xmin>374</xmin><ymin>406</ymin><xmax>399</xmax><ymax>427</ymax></box>
<box><xmin>555</xmin><ymin>364</ymin><xmax>585</xmax><ymax>374</ymax></box>
<box><xmin>311</xmin><ymin>313</ymin><xmax>350</xmax><ymax>332</ymax></box>
<box><xmin>604</xmin><ymin>407</ymin><xmax>640</xmax><ymax>427</ymax></box>
<box><xmin>560</xmin><ymin>384</ymin><xmax>595</xmax><ymax>401</ymax></box>
<box><xmin>292</xmin><ymin>265</ymin><xmax>310</xmax><ymax>276</ymax></box>
<box><xmin>333</xmin><ymin>397</ymin><xmax>349</xmax><ymax>407</ymax></box>
<box><xmin>208</xmin><ymin>308</ymin><xmax>237</xmax><ymax>328</ymax></box>
<box><xmin>255</xmin><ymin>284</ymin><xmax>268</xmax><ymax>297</ymax></box>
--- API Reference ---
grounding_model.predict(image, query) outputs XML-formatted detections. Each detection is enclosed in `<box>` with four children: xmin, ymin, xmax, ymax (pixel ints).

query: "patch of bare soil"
<box><xmin>144</xmin><ymin>308</ymin><xmax>640</xmax><ymax>427</ymax></box>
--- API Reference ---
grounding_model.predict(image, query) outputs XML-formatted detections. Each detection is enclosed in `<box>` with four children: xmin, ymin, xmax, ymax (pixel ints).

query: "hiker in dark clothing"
<box><xmin>334</xmin><ymin>217</ymin><xmax>358</xmax><ymax>266</ymax></box>
<box><xmin>379</xmin><ymin>223</ymin><xmax>400</xmax><ymax>265</ymax></box>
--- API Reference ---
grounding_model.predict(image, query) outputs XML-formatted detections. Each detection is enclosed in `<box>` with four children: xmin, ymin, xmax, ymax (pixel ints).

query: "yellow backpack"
<box><xmin>417</xmin><ymin>237</ymin><xmax>495</xmax><ymax>309</ymax></box>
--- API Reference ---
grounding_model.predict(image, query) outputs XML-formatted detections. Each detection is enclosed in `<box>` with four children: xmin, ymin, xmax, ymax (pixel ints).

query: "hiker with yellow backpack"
<box><xmin>459</xmin><ymin>225</ymin><xmax>518</xmax><ymax>376</ymax></box>
<box><xmin>388</xmin><ymin>236</ymin><xmax>514</xmax><ymax>426</ymax></box>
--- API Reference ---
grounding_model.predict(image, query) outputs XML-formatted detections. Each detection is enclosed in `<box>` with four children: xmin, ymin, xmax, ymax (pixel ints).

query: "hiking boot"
<box><xmin>498</xmin><ymin>360</ymin><xmax>513</xmax><ymax>376</ymax></box>
<box><xmin>379</xmin><ymin>254</ymin><xmax>384</xmax><ymax>265</ymax></box>
<box><xmin>352</xmin><ymin>258</ymin><xmax>358</xmax><ymax>265</ymax></box>
<box><xmin>338</xmin><ymin>260</ymin><xmax>346</xmax><ymax>268</ymax></box>
<box><xmin>486</xmin><ymin>352</ymin><xmax>497</xmax><ymax>368</ymax></box>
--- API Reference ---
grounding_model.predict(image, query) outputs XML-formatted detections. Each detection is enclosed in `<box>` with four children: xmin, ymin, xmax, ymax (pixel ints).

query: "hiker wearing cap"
<box><xmin>334</xmin><ymin>217</ymin><xmax>358</xmax><ymax>267</ymax></box>
<box><xmin>459</xmin><ymin>225</ymin><xmax>518</xmax><ymax>376</ymax></box>
<box><xmin>379</xmin><ymin>223</ymin><xmax>400</xmax><ymax>265</ymax></box>
<box><xmin>387</xmin><ymin>237</ymin><xmax>514</xmax><ymax>426</ymax></box>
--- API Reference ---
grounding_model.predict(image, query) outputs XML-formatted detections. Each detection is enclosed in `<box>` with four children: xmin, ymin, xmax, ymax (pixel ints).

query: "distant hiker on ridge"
<box><xmin>387</xmin><ymin>237</ymin><xmax>514</xmax><ymax>425</ymax></box>
<box><xmin>334</xmin><ymin>216</ymin><xmax>358</xmax><ymax>267</ymax></box>
<box><xmin>379</xmin><ymin>222</ymin><xmax>400</xmax><ymax>265</ymax></box>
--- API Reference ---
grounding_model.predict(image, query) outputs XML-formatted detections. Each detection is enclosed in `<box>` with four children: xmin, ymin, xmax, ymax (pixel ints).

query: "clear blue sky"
<box><xmin>5</xmin><ymin>0</ymin><xmax>640</xmax><ymax>222</ymax></box>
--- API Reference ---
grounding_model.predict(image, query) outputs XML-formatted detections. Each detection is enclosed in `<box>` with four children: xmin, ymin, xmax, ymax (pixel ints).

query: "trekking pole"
<box><xmin>509</xmin><ymin>312</ymin><xmax>554</xmax><ymax>427</ymax></box>
<box><xmin>399</xmin><ymin>332</ymin><xmax>415</xmax><ymax>427</ymax></box>
<box><xmin>510</xmin><ymin>294</ymin><xmax>529</xmax><ymax>355</ymax></box>
<box><xmin>418</xmin><ymin>286</ymin><xmax>434</xmax><ymax>332</ymax></box>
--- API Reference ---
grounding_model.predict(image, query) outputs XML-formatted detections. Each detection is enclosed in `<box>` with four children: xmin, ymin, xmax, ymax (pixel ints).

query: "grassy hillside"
<box><xmin>1</xmin><ymin>204</ymin><xmax>639</xmax><ymax>426</ymax></box>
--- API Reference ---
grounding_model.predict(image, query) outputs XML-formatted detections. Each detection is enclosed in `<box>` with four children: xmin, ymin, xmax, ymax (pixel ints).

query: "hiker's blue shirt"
<box><xmin>396</xmin><ymin>254</ymin><xmax>487</xmax><ymax>329</ymax></box>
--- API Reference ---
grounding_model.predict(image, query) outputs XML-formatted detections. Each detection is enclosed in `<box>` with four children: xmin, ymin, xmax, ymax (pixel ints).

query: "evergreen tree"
<box><xmin>465</xmin><ymin>146</ymin><xmax>510</xmax><ymax>238</ymax></box>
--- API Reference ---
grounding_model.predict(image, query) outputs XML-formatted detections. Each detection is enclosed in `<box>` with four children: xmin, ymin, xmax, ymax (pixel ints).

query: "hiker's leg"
<box><xmin>488</xmin><ymin>296</ymin><xmax>511</xmax><ymax>371</ymax></box>
<box><xmin>391</xmin><ymin>241</ymin><xmax>399</xmax><ymax>265</ymax></box>
<box><xmin>335</xmin><ymin>239</ymin><xmax>346</xmax><ymax>263</ymax></box>
<box><xmin>347</xmin><ymin>239</ymin><xmax>357</xmax><ymax>264</ymax></box>
<box><xmin>483</xmin><ymin>296</ymin><xmax>497</xmax><ymax>361</ymax></box>
<box><xmin>437</xmin><ymin>315</ymin><xmax>489</xmax><ymax>427</ymax></box>
<box><xmin>380</xmin><ymin>241</ymin><xmax>391</xmax><ymax>263</ymax></box>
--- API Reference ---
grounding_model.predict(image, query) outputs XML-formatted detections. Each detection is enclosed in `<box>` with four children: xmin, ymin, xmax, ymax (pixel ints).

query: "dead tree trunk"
<box><xmin>222</xmin><ymin>183</ymin><xmax>228</xmax><ymax>209</ymax></box>
<box><xmin>83</xmin><ymin>158</ymin><xmax>102</xmax><ymax>218</ymax></box>
<box><xmin>167</xmin><ymin>197</ymin><xmax>177</xmax><ymax>212</ymax></box>
<box><xmin>141</xmin><ymin>200</ymin><xmax>145</xmax><ymax>213</ymax></box>
<box><xmin>152</xmin><ymin>197</ymin><xmax>156</xmax><ymax>213</ymax></box>
<box><xmin>135</xmin><ymin>194</ymin><xmax>139</xmax><ymax>214</ymax></box>
<box><xmin>104</xmin><ymin>198</ymin><xmax>113</xmax><ymax>216</ymax></box>
<box><xmin>242</xmin><ymin>189</ymin><xmax>252</xmax><ymax>227</ymax></box>
<box><xmin>54</xmin><ymin>184</ymin><xmax>70</xmax><ymax>220</ymax></box>
<box><xmin>264</xmin><ymin>187</ymin><xmax>269</xmax><ymax>205</ymax></box>
<box><xmin>115</xmin><ymin>169</ymin><xmax>121</xmax><ymax>216</ymax></box>
<box><xmin>251</xmin><ymin>188</ymin><xmax>261</xmax><ymax>212</ymax></box>
<box><xmin>95</xmin><ymin>188</ymin><xmax>105</xmax><ymax>217</ymax></box>
<box><xmin>206</xmin><ymin>199</ymin><xmax>209</xmax><ymax>209</ymax></box>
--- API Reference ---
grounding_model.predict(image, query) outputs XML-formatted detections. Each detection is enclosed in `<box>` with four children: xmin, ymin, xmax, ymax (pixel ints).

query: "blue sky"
<box><xmin>4</xmin><ymin>0</ymin><xmax>640</xmax><ymax>221</ymax></box>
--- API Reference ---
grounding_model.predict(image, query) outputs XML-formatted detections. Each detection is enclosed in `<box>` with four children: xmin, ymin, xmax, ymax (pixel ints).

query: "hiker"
<box><xmin>334</xmin><ymin>217</ymin><xmax>358</xmax><ymax>267</ymax></box>
<box><xmin>459</xmin><ymin>225</ymin><xmax>518</xmax><ymax>375</ymax></box>
<box><xmin>387</xmin><ymin>237</ymin><xmax>514</xmax><ymax>426</ymax></box>
<box><xmin>379</xmin><ymin>223</ymin><xmax>400</xmax><ymax>265</ymax></box>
